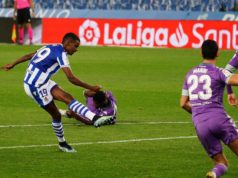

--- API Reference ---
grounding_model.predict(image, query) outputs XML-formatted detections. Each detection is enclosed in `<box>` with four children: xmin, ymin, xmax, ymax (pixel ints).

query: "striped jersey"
<box><xmin>24</xmin><ymin>44</ymin><xmax>70</xmax><ymax>87</ymax></box>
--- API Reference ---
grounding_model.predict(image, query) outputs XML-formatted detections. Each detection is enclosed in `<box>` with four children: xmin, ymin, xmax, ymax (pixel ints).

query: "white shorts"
<box><xmin>24</xmin><ymin>80</ymin><xmax>57</xmax><ymax>107</ymax></box>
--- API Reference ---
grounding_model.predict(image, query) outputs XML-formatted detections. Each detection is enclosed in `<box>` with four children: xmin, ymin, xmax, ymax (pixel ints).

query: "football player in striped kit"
<box><xmin>1</xmin><ymin>33</ymin><xmax>113</xmax><ymax>152</ymax></box>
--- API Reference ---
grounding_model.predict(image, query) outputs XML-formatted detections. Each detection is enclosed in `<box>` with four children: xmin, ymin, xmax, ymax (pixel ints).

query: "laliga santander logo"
<box><xmin>79</xmin><ymin>19</ymin><xmax>100</xmax><ymax>45</ymax></box>
<box><xmin>169</xmin><ymin>23</ymin><xmax>188</xmax><ymax>47</ymax></box>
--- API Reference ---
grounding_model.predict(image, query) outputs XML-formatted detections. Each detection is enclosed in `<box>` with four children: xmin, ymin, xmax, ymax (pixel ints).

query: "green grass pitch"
<box><xmin>0</xmin><ymin>44</ymin><xmax>237</xmax><ymax>178</ymax></box>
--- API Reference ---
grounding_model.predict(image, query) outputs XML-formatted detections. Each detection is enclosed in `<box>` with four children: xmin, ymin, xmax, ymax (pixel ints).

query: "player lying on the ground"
<box><xmin>59</xmin><ymin>90</ymin><xmax>117</xmax><ymax>125</ymax></box>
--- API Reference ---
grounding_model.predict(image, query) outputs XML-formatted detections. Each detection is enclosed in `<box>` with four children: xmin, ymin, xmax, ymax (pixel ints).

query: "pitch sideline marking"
<box><xmin>0</xmin><ymin>121</ymin><xmax>192</xmax><ymax>128</ymax></box>
<box><xmin>0</xmin><ymin>136</ymin><xmax>197</xmax><ymax>150</ymax></box>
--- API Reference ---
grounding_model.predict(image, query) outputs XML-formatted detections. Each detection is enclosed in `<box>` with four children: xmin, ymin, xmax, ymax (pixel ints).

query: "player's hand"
<box><xmin>0</xmin><ymin>64</ymin><xmax>14</xmax><ymax>71</ymax></box>
<box><xmin>90</xmin><ymin>85</ymin><xmax>101</xmax><ymax>92</ymax></box>
<box><xmin>227</xmin><ymin>93</ymin><xmax>238</xmax><ymax>107</ymax></box>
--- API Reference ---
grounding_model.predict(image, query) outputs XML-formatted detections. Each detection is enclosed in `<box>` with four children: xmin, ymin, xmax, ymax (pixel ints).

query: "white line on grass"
<box><xmin>0</xmin><ymin>136</ymin><xmax>197</xmax><ymax>150</ymax></box>
<box><xmin>0</xmin><ymin>121</ymin><xmax>192</xmax><ymax>128</ymax></box>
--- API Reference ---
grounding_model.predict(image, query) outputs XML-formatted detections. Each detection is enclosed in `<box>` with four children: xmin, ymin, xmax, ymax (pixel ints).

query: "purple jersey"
<box><xmin>225</xmin><ymin>50</ymin><xmax>238</xmax><ymax>73</ymax></box>
<box><xmin>182</xmin><ymin>63</ymin><xmax>232</xmax><ymax>126</ymax></box>
<box><xmin>182</xmin><ymin>63</ymin><xmax>238</xmax><ymax>157</ymax></box>
<box><xmin>86</xmin><ymin>91</ymin><xmax>117</xmax><ymax>118</ymax></box>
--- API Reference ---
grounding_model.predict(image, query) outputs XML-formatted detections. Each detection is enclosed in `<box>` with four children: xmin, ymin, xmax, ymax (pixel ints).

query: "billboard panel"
<box><xmin>42</xmin><ymin>18</ymin><xmax>238</xmax><ymax>50</ymax></box>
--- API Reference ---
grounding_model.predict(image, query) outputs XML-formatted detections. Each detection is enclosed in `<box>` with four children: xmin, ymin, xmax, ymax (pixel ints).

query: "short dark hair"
<box><xmin>62</xmin><ymin>32</ymin><xmax>80</xmax><ymax>44</ymax></box>
<box><xmin>93</xmin><ymin>91</ymin><xmax>109</xmax><ymax>108</ymax></box>
<box><xmin>201</xmin><ymin>39</ymin><xmax>218</xmax><ymax>60</ymax></box>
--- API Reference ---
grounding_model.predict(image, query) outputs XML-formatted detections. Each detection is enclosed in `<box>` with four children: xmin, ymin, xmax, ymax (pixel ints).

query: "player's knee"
<box><xmin>215</xmin><ymin>159</ymin><xmax>229</xmax><ymax>167</ymax></box>
<box><xmin>53</xmin><ymin>110</ymin><xmax>62</xmax><ymax>120</ymax></box>
<box><xmin>61</xmin><ymin>92</ymin><xmax>74</xmax><ymax>105</ymax></box>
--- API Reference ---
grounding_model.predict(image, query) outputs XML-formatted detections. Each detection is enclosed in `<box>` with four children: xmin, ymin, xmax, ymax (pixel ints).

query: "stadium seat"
<box><xmin>87</xmin><ymin>0</ymin><xmax>98</xmax><ymax>9</ymax></box>
<box><xmin>131</xmin><ymin>0</ymin><xmax>140</xmax><ymax>10</ymax></box>
<box><xmin>121</xmin><ymin>0</ymin><xmax>132</xmax><ymax>10</ymax></box>
<box><xmin>97</xmin><ymin>0</ymin><xmax>110</xmax><ymax>10</ymax></box>
<box><xmin>111</xmin><ymin>0</ymin><xmax>122</xmax><ymax>10</ymax></box>
<box><xmin>72</xmin><ymin>0</ymin><xmax>87</xmax><ymax>9</ymax></box>
<box><xmin>140</xmin><ymin>0</ymin><xmax>151</xmax><ymax>10</ymax></box>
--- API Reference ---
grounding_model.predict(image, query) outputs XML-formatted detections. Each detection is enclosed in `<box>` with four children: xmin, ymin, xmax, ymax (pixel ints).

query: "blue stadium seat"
<box><xmin>131</xmin><ymin>0</ymin><xmax>140</xmax><ymax>10</ymax></box>
<box><xmin>64</xmin><ymin>0</ymin><xmax>73</xmax><ymax>9</ymax></box>
<box><xmin>224</xmin><ymin>0</ymin><xmax>235</xmax><ymax>11</ymax></box>
<box><xmin>140</xmin><ymin>0</ymin><xmax>151</xmax><ymax>10</ymax></box>
<box><xmin>170</xmin><ymin>0</ymin><xmax>178</xmax><ymax>11</ymax></box>
<box><xmin>72</xmin><ymin>0</ymin><xmax>87</xmax><ymax>9</ymax></box>
<box><xmin>151</xmin><ymin>0</ymin><xmax>161</xmax><ymax>10</ymax></box>
<box><xmin>111</xmin><ymin>0</ymin><xmax>122</xmax><ymax>10</ymax></box>
<box><xmin>182</xmin><ymin>0</ymin><xmax>191</xmax><ymax>11</ymax></box>
<box><xmin>190</xmin><ymin>0</ymin><xmax>202</xmax><ymax>11</ymax></box>
<box><xmin>87</xmin><ymin>0</ymin><xmax>98</xmax><ymax>9</ymax></box>
<box><xmin>98</xmin><ymin>0</ymin><xmax>110</xmax><ymax>10</ymax></box>
<box><xmin>121</xmin><ymin>0</ymin><xmax>132</xmax><ymax>9</ymax></box>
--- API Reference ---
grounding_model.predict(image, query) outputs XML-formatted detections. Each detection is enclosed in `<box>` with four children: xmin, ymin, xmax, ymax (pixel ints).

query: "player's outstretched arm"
<box><xmin>84</xmin><ymin>89</ymin><xmax>96</xmax><ymax>97</ymax></box>
<box><xmin>0</xmin><ymin>52</ymin><xmax>35</xmax><ymax>71</ymax></box>
<box><xmin>61</xmin><ymin>67</ymin><xmax>101</xmax><ymax>92</ymax></box>
<box><xmin>227</xmin><ymin>74</ymin><xmax>238</xmax><ymax>86</ymax></box>
<box><xmin>180</xmin><ymin>95</ymin><xmax>192</xmax><ymax>114</ymax></box>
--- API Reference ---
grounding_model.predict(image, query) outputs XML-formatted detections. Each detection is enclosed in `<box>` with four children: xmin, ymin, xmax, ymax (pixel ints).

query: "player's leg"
<box><xmin>195</xmin><ymin>121</ymin><xmax>228</xmax><ymax>178</ymax></box>
<box><xmin>43</xmin><ymin>101</ymin><xmax>76</xmax><ymax>152</ymax></box>
<box><xmin>59</xmin><ymin>109</ymin><xmax>93</xmax><ymax>125</ymax></box>
<box><xmin>206</xmin><ymin>153</ymin><xmax>228</xmax><ymax>178</ymax></box>
<box><xmin>51</xmin><ymin>86</ymin><xmax>113</xmax><ymax>127</ymax></box>
<box><xmin>18</xmin><ymin>24</ymin><xmax>24</xmax><ymax>44</ymax></box>
<box><xmin>16</xmin><ymin>9</ymin><xmax>24</xmax><ymax>44</ymax></box>
<box><xmin>228</xmin><ymin>139</ymin><xmax>238</xmax><ymax>156</ymax></box>
<box><xmin>24</xmin><ymin>82</ymin><xmax>76</xmax><ymax>152</ymax></box>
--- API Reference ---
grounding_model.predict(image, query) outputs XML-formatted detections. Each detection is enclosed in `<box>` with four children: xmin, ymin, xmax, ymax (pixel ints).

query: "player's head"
<box><xmin>62</xmin><ymin>33</ymin><xmax>80</xmax><ymax>55</ymax></box>
<box><xmin>201</xmin><ymin>39</ymin><xmax>218</xmax><ymax>60</ymax></box>
<box><xmin>93</xmin><ymin>91</ymin><xmax>110</xmax><ymax>108</ymax></box>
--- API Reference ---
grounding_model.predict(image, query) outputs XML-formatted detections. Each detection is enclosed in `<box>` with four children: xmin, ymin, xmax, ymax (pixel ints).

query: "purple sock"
<box><xmin>212</xmin><ymin>163</ymin><xmax>228</xmax><ymax>178</ymax></box>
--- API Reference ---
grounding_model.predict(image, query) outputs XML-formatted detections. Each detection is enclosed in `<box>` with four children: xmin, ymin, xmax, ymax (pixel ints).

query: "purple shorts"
<box><xmin>194</xmin><ymin>113</ymin><xmax>238</xmax><ymax>157</ymax></box>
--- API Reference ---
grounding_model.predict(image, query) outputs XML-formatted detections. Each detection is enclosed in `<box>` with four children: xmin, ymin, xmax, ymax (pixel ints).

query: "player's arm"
<box><xmin>226</xmin><ymin>85</ymin><xmax>238</xmax><ymax>106</ymax></box>
<box><xmin>180</xmin><ymin>95</ymin><xmax>192</xmax><ymax>114</ymax></box>
<box><xmin>84</xmin><ymin>89</ymin><xmax>96</xmax><ymax>97</ymax></box>
<box><xmin>227</xmin><ymin>73</ymin><xmax>238</xmax><ymax>85</ymax></box>
<box><xmin>61</xmin><ymin>67</ymin><xmax>100</xmax><ymax>92</ymax></box>
<box><xmin>0</xmin><ymin>52</ymin><xmax>35</xmax><ymax>71</ymax></box>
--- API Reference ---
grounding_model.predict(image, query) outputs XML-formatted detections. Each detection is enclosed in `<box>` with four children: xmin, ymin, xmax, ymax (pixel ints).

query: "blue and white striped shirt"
<box><xmin>24</xmin><ymin>44</ymin><xmax>70</xmax><ymax>87</ymax></box>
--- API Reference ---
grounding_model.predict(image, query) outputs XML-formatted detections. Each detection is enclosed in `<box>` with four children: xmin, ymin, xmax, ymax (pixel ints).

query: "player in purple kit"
<box><xmin>180</xmin><ymin>39</ymin><xmax>238</xmax><ymax>178</ymax></box>
<box><xmin>225</xmin><ymin>51</ymin><xmax>238</xmax><ymax>73</ymax></box>
<box><xmin>225</xmin><ymin>50</ymin><xmax>238</xmax><ymax>106</ymax></box>
<box><xmin>0</xmin><ymin>33</ymin><xmax>113</xmax><ymax>153</ymax></box>
<box><xmin>60</xmin><ymin>90</ymin><xmax>117</xmax><ymax>125</ymax></box>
